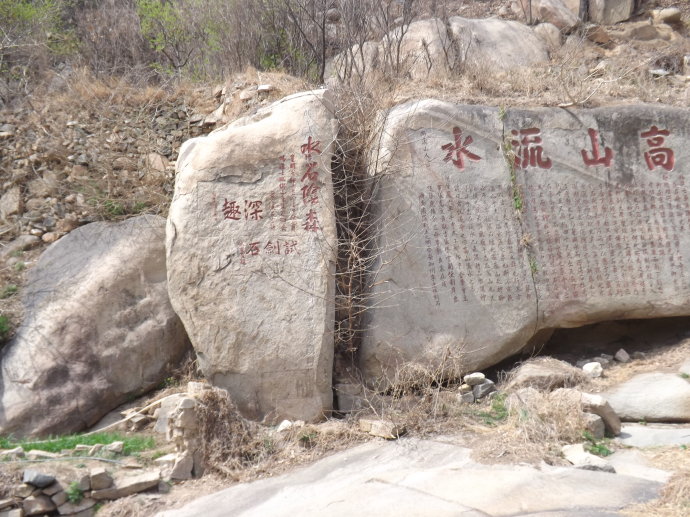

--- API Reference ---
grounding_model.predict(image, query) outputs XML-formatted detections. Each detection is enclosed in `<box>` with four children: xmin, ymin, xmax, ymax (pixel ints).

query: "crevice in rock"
<box><xmin>485</xmin><ymin>316</ymin><xmax>690</xmax><ymax>380</ymax></box>
<box><xmin>499</xmin><ymin>112</ymin><xmax>541</xmax><ymax>337</ymax></box>
<box><xmin>331</xmin><ymin>127</ymin><xmax>378</xmax><ymax>391</ymax></box>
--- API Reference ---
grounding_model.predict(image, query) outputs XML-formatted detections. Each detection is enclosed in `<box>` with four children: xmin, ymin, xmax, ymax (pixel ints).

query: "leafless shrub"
<box><xmin>75</xmin><ymin>0</ymin><xmax>153</xmax><ymax>78</ymax></box>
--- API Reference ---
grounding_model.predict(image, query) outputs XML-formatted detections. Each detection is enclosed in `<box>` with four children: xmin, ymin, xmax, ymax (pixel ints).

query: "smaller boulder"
<box><xmin>456</xmin><ymin>391</ymin><xmax>475</xmax><ymax>404</ymax></box>
<box><xmin>605</xmin><ymin>373</ymin><xmax>690</xmax><ymax>423</ymax></box>
<box><xmin>473</xmin><ymin>380</ymin><xmax>497</xmax><ymax>400</ymax></box>
<box><xmin>533</xmin><ymin>23</ymin><xmax>563</xmax><ymax>50</ymax></box>
<box><xmin>614</xmin><ymin>349</ymin><xmax>630</xmax><ymax>363</ymax></box>
<box><xmin>22</xmin><ymin>470</ymin><xmax>55</xmax><ymax>488</ymax></box>
<box><xmin>583</xmin><ymin>413</ymin><xmax>605</xmax><ymax>440</ymax></box>
<box><xmin>537</xmin><ymin>0</ymin><xmax>579</xmax><ymax>31</ymax></box>
<box><xmin>0</xmin><ymin>187</ymin><xmax>21</xmax><ymax>221</ymax></box>
<box><xmin>90</xmin><ymin>468</ymin><xmax>113</xmax><ymax>491</ymax></box>
<box><xmin>562</xmin><ymin>443</ymin><xmax>615</xmax><ymax>473</ymax></box>
<box><xmin>652</xmin><ymin>8</ymin><xmax>682</xmax><ymax>25</ymax></box>
<box><xmin>506</xmin><ymin>357</ymin><xmax>585</xmax><ymax>391</ymax></box>
<box><xmin>463</xmin><ymin>372</ymin><xmax>486</xmax><ymax>386</ymax></box>
<box><xmin>22</xmin><ymin>495</ymin><xmax>56</xmax><ymax>516</ymax></box>
<box><xmin>56</xmin><ymin>497</ymin><xmax>96</xmax><ymax>515</ymax></box>
<box><xmin>90</xmin><ymin>470</ymin><xmax>161</xmax><ymax>500</ymax></box>
<box><xmin>581</xmin><ymin>393</ymin><xmax>621</xmax><ymax>436</ymax></box>
<box><xmin>359</xmin><ymin>418</ymin><xmax>405</xmax><ymax>439</ymax></box>
<box><xmin>582</xmin><ymin>362</ymin><xmax>603</xmax><ymax>378</ymax></box>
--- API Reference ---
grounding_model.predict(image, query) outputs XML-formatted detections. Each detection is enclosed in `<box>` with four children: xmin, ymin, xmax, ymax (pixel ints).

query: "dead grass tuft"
<box><xmin>502</xmin><ymin>356</ymin><xmax>587</xmax><ymax>392</ymax></box>
<box><xmin>624</xmin><ymin>469</ymin><xmax>690</xmax><ymax>517</ymax></box>
<box><xmin>195</xmin><ymin>388</ymin><xmax>268</xmax><ymax>478</ymax></box>
<box><xmin>0</xmin><ymin>469</ymin><xmax>19</xmax><ymax>499</ymax></box>
<box><xmin>473</xmin><ymin>388</ymin><xmax>585</xmax><ymax>465</ymax></box>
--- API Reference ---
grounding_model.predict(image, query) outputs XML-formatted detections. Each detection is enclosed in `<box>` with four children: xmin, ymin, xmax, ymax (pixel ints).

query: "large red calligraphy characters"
<box><xmin>641</xmin><ymin>125</ymin><xmax>674</xmax><ymax>171</ymax></box>
<box><xmin>222</xmin><ymin>199</ymin><xmax>241</xmax><ymax>220</ymax></box>
<box><xmin>222</xmin><ymin>199</ymin><xmax>263</xmax><ymax>221</ymax></box>
<box><xmin>511</xmin><ymin>128</ymin><xmax>552</xmax><ymax>169</ymax></box>
<box><xmin>244</xmin><ymin>200</ymin><xmax>263</xmax><ymax>220</ymax></box>
<box><xmin>581</xmin><ymin>128</ymin><xmax>614</xmax><ymax>167</ymax></box>
<box><xmin>300</xmin><ymin>136</ymin><xmax>321</xmax><ymax>156</ymax></box>
<box><xmin>441</xmin><ymin>127</ymin><xmax>481</xmax><ymax>170</ymax></box>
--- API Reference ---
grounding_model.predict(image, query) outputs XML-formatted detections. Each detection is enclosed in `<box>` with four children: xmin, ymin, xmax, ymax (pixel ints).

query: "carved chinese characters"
<box><xmin>362</xmin><ymin>101</ymin><xmax>690</xmax><ymax>387</ymax></box>
<box><xmin>362</xmin><ymin>103</ymin><xmax>537</xmax><ymax>384</ymax></box>
<box><xmin>167</xmin><ymin>91</ymin><xmax>338</xmax><ymax>422</ymax></box>
<box><xmin>507</xmin><ymin>106</ymin><xmax>688</xmax><ymax>327</ymax></box>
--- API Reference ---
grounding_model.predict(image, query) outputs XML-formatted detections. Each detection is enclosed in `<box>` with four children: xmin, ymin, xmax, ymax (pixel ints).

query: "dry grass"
<box><xmin>588</xmin><ymin>338</ymin><xmax>690</xmax><ymax>392</ymax></box>
<box><xmin>624</xmin><ymin>479</ymin><xmax>690</xmax><ymax>517</ymax></box>
<box><xmin>196</xmin><ymin>386</ymin><xmax>369</xmax><ymax>481</ymax></box>
<box><xmin>195</xmin><ymin>388</ymin><xmax>267</xmax><ymax>478</ymax></box>
<box><xmin>0</xmin><ymin>468</ymin><xmax>20</xmax><ymax>499</ymax></box>
<box><xmin>472</xmin><ymin>388</ymin><xmax>586</xmax><ymax>466</ymax></box>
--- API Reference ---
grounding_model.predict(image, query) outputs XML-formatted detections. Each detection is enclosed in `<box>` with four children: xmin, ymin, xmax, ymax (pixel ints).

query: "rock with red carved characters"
<box><xmin>167</xmin><ymin>90</ymin><xmax>338</xmax><ymax>423</ymax></box>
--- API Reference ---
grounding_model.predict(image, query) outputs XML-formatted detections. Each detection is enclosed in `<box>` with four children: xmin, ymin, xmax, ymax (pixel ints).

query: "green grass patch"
<box><xmin>66</xmin><ymin>481</ymin><xmax>84</xmax><ymax>504</ymax></box>
<box><xmin>476</xmin><ymin>392</ymin><xmax>508</xmax><ymax>426</ymax></box>
<box><xmin>0</xmin><ymin>315</ymin><xmax>10</xmax><ymax>343</ymax></box>
<box><xmin>582</xmin><ymin>430</ymin><xmax>613</xmax><ymax>457</ymax></box>
<box><xmin>0</xmin><ymin>432</ymin><xmax>155</xmax><ymax>455</ymax></box>
<box><xmin>0</xmin><ymin>285</ymin><xmax>18</xmax><ymax>299</ymax></box>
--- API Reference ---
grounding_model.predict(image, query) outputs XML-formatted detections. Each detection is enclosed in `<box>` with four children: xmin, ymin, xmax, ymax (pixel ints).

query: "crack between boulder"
<box><xmin>500</xmin><ymin>113</ymin><xmax>540</xmax><ymax>336</ymax></box>
<box><xmin>366</xmin><ymin>477</ymin><xmax>493</xmax><ymax>516</ymax></box>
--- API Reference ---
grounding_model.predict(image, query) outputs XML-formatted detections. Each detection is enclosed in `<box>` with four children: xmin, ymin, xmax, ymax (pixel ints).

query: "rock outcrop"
<box><xmin>167</xmin><ymin>90</ymin><xmax>338</xmax><ymax>423</ymax></box>
<box><xmin>157</xmin><ymin>438</ymin><xmax>661</xmax><ymax>517</ymax></box>
<box><xmin>362</xmin><ymin>101</ymin><xmax>690</xmax><ymax>386</ymax></box>
<box><xmin>329</xmin><ymin>17</ymin><xmax>548</xmax><ymax>82</ymax></box>
<box><xmin>0</xmin><ymin>215</ymin><xmax>190</xmax><ymax>436</ymax></box>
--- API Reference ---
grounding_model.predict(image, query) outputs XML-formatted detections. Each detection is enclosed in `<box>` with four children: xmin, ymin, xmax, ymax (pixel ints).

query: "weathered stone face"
<box><xmin>0</xmin><ymin>215</ymin><xmax>190</xmax><ymax>437</ymax></box>
<box><xmin>167</xmin><ymin>90</ymin><xmax>338</xmax><ymax>422</ymax></box>
<box><xmin>362</xmin><ymin>101</ymin><xmax>690</xmax><ymax>386</ymax></box>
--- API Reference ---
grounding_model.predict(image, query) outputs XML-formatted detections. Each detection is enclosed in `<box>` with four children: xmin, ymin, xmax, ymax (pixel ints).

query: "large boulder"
<box><xmin>167</xmin><ymin>90</ymin><xmax>338</xmax><ymax>423</ymax></box>
<box><xmin>362</xmin><ymin>101</ymin><xmax>690</xmax><ymax>386</ymax></box>
<box><xmin>0</xmin><ymin>215</ymin><xmax>190</xmax><ymax>437</ymax></box>
<box><xmin>328</xmin><ymin>17</ymin><xmax>548</xmax><ymax>82</ymax></box>
<box><xmin>449</xmin><ymin>17</ymin><xmax>549</xmax><ymax>69</ymax></box>
<box><xmin>589</xmin><ymin>0</ymin><xmax>634</xmax><ymax>25</ymax></box>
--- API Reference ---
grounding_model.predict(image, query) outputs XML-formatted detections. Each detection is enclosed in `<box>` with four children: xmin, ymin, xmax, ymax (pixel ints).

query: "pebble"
<box><xmin>583</xmin><ymin>362</ymin><xmax>604</xmax><ymax>378</ymax></box>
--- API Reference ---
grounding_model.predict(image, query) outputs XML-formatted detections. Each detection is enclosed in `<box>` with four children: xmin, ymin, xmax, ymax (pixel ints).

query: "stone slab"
<box><xmin>607</xmin><ymin>450</ymin><xmax>672</xmax><ymax>483</ymax></box>
<box><xmin>362</xmin><ymin>101</ymin><xmax>690</xmax><ymax>386</ymax></box>
<box><xmin>167</xmin><ymin>90</ymin><xmax>338</xmax><ymax>422</ymax></box>
<box><xmin>615</xmin><ymin>423</ymin><xmax>690</xmax><ymax>448</ymax></box>
<box><xmin>155</xmin><ymin>438</ymin><xmax>660</xmax><ymax>517</ymax></box>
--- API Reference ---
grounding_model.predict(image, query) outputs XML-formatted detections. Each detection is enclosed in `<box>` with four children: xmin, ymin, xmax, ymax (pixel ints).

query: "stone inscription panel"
<box><xmin>167</xmin><ymin>91</ymin><xmax>337</xmax><ymax>422</ymax></box>
<box><xmin>527</xmin><ymin>179</ymin><xmax>689</xmax><ymax>301</ymax></box>
<box><xmin>507</xmin><ymin>105</ymin><xmax>690</xmax><ymax>324</ymax></box>
<box><xmin>361</xmin><ymin>101</ymin><xmax>690</xmax><ymax>383</ymax></box>
<box><xmin>362</xmin><ymin>102</ymin><xmax>537</xmax><ymax>381</ymax></box>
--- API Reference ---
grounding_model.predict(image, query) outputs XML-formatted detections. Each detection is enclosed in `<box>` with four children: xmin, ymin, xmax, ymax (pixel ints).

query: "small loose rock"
<box><xmin>583</xmin><ymin>362</ymin><xmax>603</xmax><ymax>378</ymax></box>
